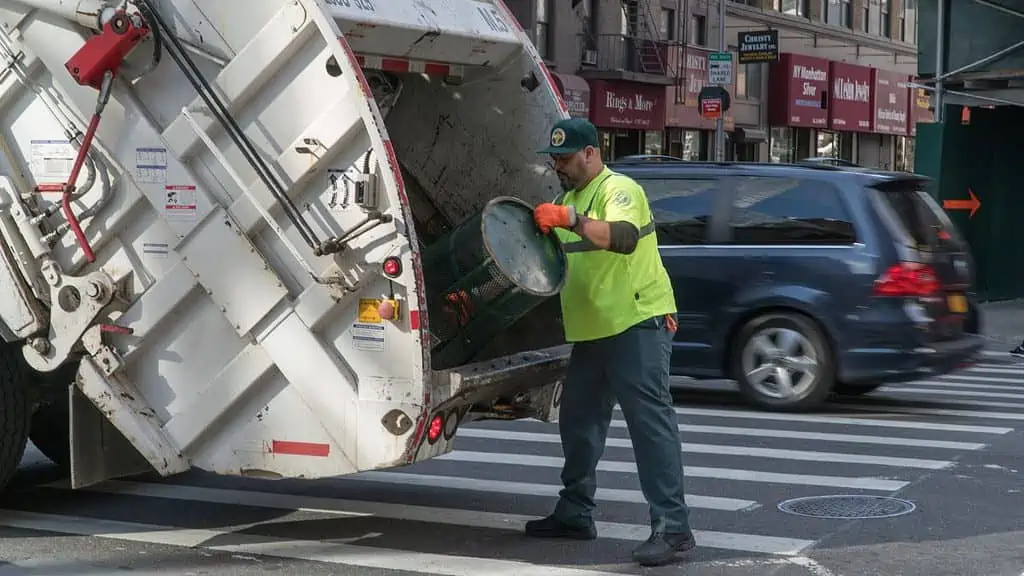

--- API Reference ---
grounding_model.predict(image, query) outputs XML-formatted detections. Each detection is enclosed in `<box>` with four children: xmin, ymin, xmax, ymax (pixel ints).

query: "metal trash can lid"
<box><xmin>480</xmin><ymin>196</ymin><xmax>567</xmax><ymax>297</ymax></box>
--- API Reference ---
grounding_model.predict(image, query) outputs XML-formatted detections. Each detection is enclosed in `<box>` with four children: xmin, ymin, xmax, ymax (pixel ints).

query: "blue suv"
<box><xmin>609</xmin><ymin>160</ymin><xmax>985</xmax><ymax>412</ymax></box>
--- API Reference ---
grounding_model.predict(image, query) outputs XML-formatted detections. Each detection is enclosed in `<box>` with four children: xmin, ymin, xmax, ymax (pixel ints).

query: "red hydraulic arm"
<box><xmin>60</xmin><ymin>10</ymin><xmax>149</xmax><ymax>262</ymax></box>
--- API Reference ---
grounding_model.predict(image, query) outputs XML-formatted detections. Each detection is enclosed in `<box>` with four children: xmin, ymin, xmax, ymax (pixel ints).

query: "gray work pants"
<box><xmin>552</xmin><ymin>314</ymin><xmax>691</xmax><ymax>534</ymax></box>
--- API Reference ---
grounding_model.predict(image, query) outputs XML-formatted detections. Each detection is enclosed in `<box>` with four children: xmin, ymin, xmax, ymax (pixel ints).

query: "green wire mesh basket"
<box><xmin>421</xmin><ymin>196</ymin><xmax>567</xmax><ymax>370</ymax></box>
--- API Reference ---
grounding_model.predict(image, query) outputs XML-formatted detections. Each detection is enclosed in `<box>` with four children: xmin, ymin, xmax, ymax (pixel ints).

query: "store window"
<box><xmin>644</xmin><ymin>131</ymin><xmax>664</xmax><ymax>155</ymax></box>
<box><xmin>535</xmin><ymin>0</ymin><xmax>550</xmax><ymax>59</ymax></box>
<box><xmin>645</xmin><ymin>178</ymin><xmax>718</xmax><ymax>245</ymax></box>
<box><xmin>815</xmin><ymin>131</ymin><xmax>854</xmax><ymax>162</ymax></box>
<box><xmin>735</xmin><ymin>63</ymin><xmax>762</xmax><ymax>99</ymax></box>
<box><xmin>770</xmin><ymin>127</ymin><xmax>796</xmax><ymax>163</ymax></box>
<box><xmin>730</xmin><ymin>178</ymin><xmax>857</xmax><ymax>245</ymax></box>
<box><xmin>774</xmin><ymin>0</ymin><xmax>807</xmax><ymax>17</ymax></box>
<box><xmin>895</xmin><ymin>136</ymin><xmax>915</xmax><ymax>172</ymax></box>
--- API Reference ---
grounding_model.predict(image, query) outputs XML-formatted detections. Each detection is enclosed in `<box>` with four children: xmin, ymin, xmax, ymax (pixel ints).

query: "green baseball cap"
<box><xmin>537</xmin><ymin>117</ymin><xmax>600</xmax><ymax>155</ymax></box>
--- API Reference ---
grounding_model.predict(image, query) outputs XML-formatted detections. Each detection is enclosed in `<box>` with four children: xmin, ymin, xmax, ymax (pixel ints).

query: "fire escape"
<box><xmin>576</xmin><ymin>0</ymin><xmax>681</xmax><ymax>88</ymax></box>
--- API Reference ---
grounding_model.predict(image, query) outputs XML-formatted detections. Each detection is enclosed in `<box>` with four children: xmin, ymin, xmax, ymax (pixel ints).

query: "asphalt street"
<box><xmin>0</xmin><ymin>350</ymin><xmax>1021</xmax><ymax>576</ymax></box>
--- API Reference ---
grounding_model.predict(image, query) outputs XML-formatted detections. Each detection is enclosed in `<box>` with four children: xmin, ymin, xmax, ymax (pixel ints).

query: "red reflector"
<box><xmin>382</xmin><ymin>256</ymin><xmax>402</xmax><ymax>278</ymax></box>
<box><xmin>873</xmin><ymin>262</ymin><xmax>939</xmax><ymax>297</ymax></box>
<box><xmin>410</xmin><ymin>310</ymin><xmax>421</xmax><ymax>330</ymax></box>
<box><xmin>427</xmin><ymin>414</ymin><xmax>443</xmax><ymax>443</ymax></box>
<box><xmin>271</xmin><ymin>440</ymin><xmax>330</xmax><ymax>457</ymax></box>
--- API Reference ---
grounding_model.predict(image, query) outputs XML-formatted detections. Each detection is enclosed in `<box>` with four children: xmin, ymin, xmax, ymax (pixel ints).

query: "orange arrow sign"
<box><xmin>943</xmin><ymin>188</ymin><xmax>981</xmax><ymax>218</ymax></box>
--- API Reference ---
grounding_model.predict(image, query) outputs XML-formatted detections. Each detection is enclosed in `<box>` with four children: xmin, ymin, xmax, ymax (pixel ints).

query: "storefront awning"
<box><xmin>551</xmin><ymin>73</ymin><xmax>590</xmax><ymax>119</ymax></box>
<box><xmin>734</xmin><ymin>127</ymin><xmax>768</xmax><ymax>143</ymax></box>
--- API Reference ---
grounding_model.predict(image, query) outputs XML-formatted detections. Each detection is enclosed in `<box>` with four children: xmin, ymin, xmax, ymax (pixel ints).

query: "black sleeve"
<box><xmin>608</xmin><ymin>221</ymin><xmax>640</xmax><ymax>254</ymax></box>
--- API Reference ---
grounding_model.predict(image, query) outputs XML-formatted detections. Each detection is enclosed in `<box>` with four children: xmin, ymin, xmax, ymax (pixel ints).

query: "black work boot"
<box><xmin>631</xmin><ymin>531</ymin><xmax>697</xmax><ymax>567</ymax></box>
<box><xmin>523</xmin><ymin>515</ymin><xmax>597</xmax><ymax>540</ymax></box>
<box><xmin>1010</xmin><ymin>344</ymin><xmax>1024</xmax><ymax>358</ymax></box>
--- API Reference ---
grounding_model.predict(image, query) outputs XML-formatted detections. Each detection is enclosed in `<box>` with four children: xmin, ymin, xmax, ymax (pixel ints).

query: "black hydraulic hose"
<box><xmin>136</xmin><ymin>0</ymin><xmax>324</xmax><ymax>252</ymax></box>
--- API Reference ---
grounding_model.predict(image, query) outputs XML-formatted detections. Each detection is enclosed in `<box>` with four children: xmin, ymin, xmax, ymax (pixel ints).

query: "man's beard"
<box><xmin>556</xmin><ymin>170</ymin><xmax>574</xmax><ymax>191</ymax></box>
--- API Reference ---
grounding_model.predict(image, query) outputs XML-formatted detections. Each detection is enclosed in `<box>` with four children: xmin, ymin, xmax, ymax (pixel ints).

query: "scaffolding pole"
<box><xmin>934</xmin><ymin>0</ymin><xmax>946</xmax><ymax>122</ymax></box>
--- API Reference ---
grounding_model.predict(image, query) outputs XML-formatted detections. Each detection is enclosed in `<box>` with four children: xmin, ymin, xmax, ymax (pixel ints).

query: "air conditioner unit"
<box><xmin>581</xmin><ymin>49</ymin><xmax>598</xmax><ymax>65</ymax></box>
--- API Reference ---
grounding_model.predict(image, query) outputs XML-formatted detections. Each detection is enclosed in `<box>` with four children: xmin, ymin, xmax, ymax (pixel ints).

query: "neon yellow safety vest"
<box><xmin>553</xmin><ymin>166</ymin><xmax>677</xmax><ymax>342</ymax></box>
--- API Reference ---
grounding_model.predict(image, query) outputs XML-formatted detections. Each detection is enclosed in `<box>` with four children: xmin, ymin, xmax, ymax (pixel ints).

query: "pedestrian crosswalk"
<box><xmin>0</xmin><ymin>351</ymin><xmax>1020</xmax><ymax>574</ymax></box>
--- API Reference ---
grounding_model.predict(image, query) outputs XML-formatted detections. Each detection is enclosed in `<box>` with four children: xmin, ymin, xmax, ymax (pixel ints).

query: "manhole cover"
<box><xmin>777</xmin><ymin>495</ymin><xmax>916</xmax><ymax>519</ymax></box>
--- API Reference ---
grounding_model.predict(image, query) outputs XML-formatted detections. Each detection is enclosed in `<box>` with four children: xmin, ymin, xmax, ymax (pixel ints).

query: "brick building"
<box><xmin>504</xmin><ymin>0</ymin><xmax>926</xmax><ymax>168</ymax></box>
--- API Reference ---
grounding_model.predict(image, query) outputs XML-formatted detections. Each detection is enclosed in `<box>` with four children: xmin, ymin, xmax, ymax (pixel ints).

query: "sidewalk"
<box><xmin>979</xmin><ymin>299</ymin><xmax>1024</xmax><ymax>348</ymax></box>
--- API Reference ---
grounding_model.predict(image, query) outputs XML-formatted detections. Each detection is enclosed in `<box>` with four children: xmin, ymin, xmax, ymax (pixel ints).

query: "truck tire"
<box><xmin>29</xmin><ymin>397</ymin><xmax>70</xmax><ymax>470</ymax></box>
<box><xmin>0</xmin><ymin>343</ymin><xmax>31</xmax><ymax>491</ymax></box>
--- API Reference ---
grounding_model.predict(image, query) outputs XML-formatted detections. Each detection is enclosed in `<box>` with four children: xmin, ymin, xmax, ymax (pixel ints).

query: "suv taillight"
<box><xmin>873</xmin><ymin>262</ymin><xmax>939</xmax><ymax>297</ymax></box>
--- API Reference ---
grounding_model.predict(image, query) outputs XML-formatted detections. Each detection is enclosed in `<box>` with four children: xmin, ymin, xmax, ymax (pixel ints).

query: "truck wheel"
<box><xmin>29</xmin><ymin>397</ymin><xmax>70</xmax><ymax>470</ymax></box>
<box><xmin>0</xmin><ymin>343</ymin><xmax>31</xmax><ymax>491</ymax></box>
<box><xmin>731</xmin><ymin>312</ymin><xmax>835</xmax><ymax>412</ymax></box>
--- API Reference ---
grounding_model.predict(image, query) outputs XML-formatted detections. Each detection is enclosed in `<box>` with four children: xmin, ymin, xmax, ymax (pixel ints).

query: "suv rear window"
<box><xmin>871</xmin><ymin>183</ymin><xmax>964</xmax><ymax>249</ymax></box>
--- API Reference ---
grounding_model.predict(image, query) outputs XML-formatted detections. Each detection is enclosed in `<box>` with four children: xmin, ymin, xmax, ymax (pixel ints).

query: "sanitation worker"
<box><xmin>524</xmin><ymin>117</ymin><xmax>694</xmax><ymax>567</ymax></box>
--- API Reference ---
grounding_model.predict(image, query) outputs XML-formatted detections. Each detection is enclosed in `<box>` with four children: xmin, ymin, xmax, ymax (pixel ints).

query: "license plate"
<box><xmin>947</xmin><ymin>293</ymin><xmax>967</xmax><ymax>313</ymax></box>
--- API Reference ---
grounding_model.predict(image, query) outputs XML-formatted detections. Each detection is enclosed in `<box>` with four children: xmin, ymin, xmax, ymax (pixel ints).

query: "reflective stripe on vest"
<box><xmin>553</xmin><ymin>174</ymin><xmax>655</xmax><ymax>253</ymax></box>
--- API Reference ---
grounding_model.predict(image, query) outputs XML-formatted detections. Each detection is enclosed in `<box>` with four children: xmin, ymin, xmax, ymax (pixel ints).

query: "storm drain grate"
<box><xmin>777</xmin><ymin>495</ymin><xmax>916</xmax><ymax>519</ymax></box>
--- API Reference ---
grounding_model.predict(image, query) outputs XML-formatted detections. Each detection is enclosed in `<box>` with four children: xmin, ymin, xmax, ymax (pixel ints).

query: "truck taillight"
<box><xmin>382</xmin><ymin>256</ymin><xmax>402</xmax><ymax>278</ymax></box>
<box><xmin>427</xmin><ymin>413</ymin><xmax>443</xmax><ymax>444</ymax></box>
<box><xmin>873</xmin><ymin>262</ymin><xmax>939</xmax><ymax>297</ymax></box>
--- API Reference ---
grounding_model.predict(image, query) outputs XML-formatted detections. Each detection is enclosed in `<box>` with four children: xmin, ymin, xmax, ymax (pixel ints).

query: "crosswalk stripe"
<box><xmin>837</xmin><ymin>403</ymin><xmax>1024</xmax><ymax>421</ymax></box>
<box><xmin>437</xmin><ymin>451</ymin><xmax>910</xmax><ymax>491</ymax></box>
<box><xmin>667</xmin><ymin>406</ymin><xmax>1014</xmax><ymax>434</ymax></box>
<box><xmin>49</xmin><ymin>480</ymin><xmax>816</xmax><ymax>555</ymax></box>
<box><xmin>349</xmin><ymin>471</ymin><xmax>758</xmax><ymax>511</ymax></box>
<box><xmin>966</xmin><ymin>366</ymin><xmax>1023</xmax><ymax>375</ymax></box>
<box><xmin>938</xmin><ymin>374</ymin><xmax>1023</xmax><ymax>384</ymax></box>
<box><xmin>0</xmin><ymin>510</ymin><xmax>636</xmax><ymax>576</ymax></box>
<box><xmin>618</xmin><ymin>420</ymin><xmax>985</xmax><ymax>450</ymax></box>
<box><xmin>910</xmin><ymin>380</ymin><xmax>1024</xmax><ymax>392</ymax></box>
<box><xmin>882</xmin><ymin>386</ymin><xmax>1024</xmax><ymax>401</ymax></box>
<box><xmin>458</xmin><ymin>428</ymin><xmax>954</xmax><ymax>469</ymax></box>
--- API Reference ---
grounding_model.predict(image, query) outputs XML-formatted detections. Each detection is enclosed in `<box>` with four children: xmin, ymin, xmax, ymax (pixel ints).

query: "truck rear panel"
<box><xmin>0</xmin><ymin>0</ymin><xmax>571</xmax><ymax>488</ymax></box>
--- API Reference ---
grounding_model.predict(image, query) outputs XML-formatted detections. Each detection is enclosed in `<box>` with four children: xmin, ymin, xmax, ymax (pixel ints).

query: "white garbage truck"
<box><xmin>0</xmin><ymin>0</ymin><xmax>574</xmax><ymax>492</ymax></box>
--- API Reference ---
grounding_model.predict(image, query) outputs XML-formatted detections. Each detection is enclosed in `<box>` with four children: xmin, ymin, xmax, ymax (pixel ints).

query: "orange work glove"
<box><xmin>533</xmin><ymin>203</ymin><xmax>578</xmax><ymax>234</ymax></box>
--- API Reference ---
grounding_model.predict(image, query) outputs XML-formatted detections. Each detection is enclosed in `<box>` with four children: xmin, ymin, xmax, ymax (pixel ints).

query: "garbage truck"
<box><xmin>0</xmin><ymin>0</ymin><xmax>574</xmax><ymax>492</ymax></box>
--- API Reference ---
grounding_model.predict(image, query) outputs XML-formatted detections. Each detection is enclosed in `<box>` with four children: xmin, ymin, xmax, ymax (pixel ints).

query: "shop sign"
<box><xmin>828</xmin><ymin>61</ymin><xmax>872</xmax><ymax>132</ymax></box>
<box><xmin>872</xmin><ymin>69</ymin><xmax>910</xmax><ymax>135</ymax></box>
<box><xmin>767</xmin><ymin>53</ymin><xmax>829</xmax><ymax>128</ymax></box>
<box><xmin>736</xmin><ymin>30</ymin><xmax>779</xmax><ymax>64</ymax></box>
<box><xmin>909</xmin><ymin>79</ymin><xmax>934</xmax><ymax>136</ymax></box>
<box><xmin>588</xmin><ymin>79</ymin><xmax>665</xmax><ymax>130</ymax></box>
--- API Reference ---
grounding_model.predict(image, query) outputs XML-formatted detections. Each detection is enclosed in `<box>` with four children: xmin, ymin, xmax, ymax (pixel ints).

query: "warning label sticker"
<box><xmin>358</xmin><ymin>298</ymin><xmax>383</xmax><ymax>324</ymax></box>
<box><xmin>136</xmin><ymin>147</ymin><xmax>168</xmax><ymax>184</ymax></box>
<box><xmin>352</xmin><ymin>323</ymin><xmax>384</xmax><ymax>351</ymax></box>
<box><xmin>30</xmin><ymin>139</ymin><xmax>75</xmax><ymax>183</ymax></box>
<box><xmin>164</xmin><ymin>185</ymin><xmax>197</xmax><ymax>220</ymax></box>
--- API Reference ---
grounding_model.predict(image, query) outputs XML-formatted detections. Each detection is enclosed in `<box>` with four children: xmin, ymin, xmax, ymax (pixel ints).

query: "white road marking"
<box><xmin>459</xmin><ymin>428</ymin><xmax>955</xmax><ymax>469</ymax></box>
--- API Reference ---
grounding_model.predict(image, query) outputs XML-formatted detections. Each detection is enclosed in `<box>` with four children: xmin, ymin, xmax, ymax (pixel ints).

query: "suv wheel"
<box><xmin>732</xmin><ymin>312</ymin><xmax>834</xmax><ymax>412</ymax></box>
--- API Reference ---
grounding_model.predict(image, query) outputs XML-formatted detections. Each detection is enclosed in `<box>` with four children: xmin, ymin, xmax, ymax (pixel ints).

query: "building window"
<box><xmin>901</xmin><ymin>0</ymin><xmax>916</xmax><ymax>42</ymax></box>
<box><xmin>863</xmin><ymin>5</ymin><xmax>870</xmax><ymax>32</ymax></box>
<box><xmin>879</xmin><ymin>0</ymin><xmax>891</xmax><ymax>38</ymax></box>
<box><xmin>535</xmin><ymin>0</ymin><xmax>549</xmax><ymax>59</ymax></box>
<box><xmin>659</xmin><ymin>8</ymin><xmax>676</xmax><ymax>40</ymax></box>
<box><xmin>823</xmin><ymin>0</ymin><xmax>852</xmax><ymax>27</ymax></box>
<box><xmin>735</xmin><ymin>63</ymin><xmax>762</xmax><ymax>99</ymax></box>
<box><xmin>689</xmin><ymin>14</ymin><xmax>706</xmax><ymax>45</ymax></box>
<box><xmin>774</xmin><ymin>0</ymin><xmax>806</xmax><ymax>17</ymax></box>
